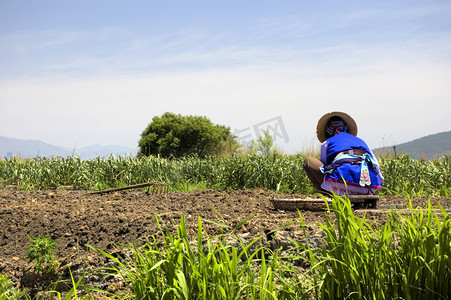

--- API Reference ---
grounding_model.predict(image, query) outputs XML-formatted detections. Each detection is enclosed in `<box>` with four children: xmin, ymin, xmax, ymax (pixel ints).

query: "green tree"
<box><xmin>138</xmin><ymin>112</ymin><xmax>237</xmax><ymax>158</ymax></box>
<box><xmin>249</xmin><ymin>130</ymin><xmax>280</xmax><ymax>156</ymax></box>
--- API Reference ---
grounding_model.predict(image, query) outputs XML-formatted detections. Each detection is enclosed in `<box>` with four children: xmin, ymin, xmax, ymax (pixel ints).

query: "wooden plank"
<box><xmin>348</xmin><ymin>195</ymin><xmax>380</xmax><ymax>202</ymax></box>
<box><xmin>270</xmin><ymin>195</ymin><xmax>381</xmax><ymax>211</ymax></box>
<box><xmin>270</xmin><ymin>198</ymin><xmax>332</xmax><ymax>211</ymax></box>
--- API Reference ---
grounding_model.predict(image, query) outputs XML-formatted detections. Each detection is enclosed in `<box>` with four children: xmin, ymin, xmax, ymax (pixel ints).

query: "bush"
<box><xmin>138</xmin><ymin>112</ymin><xmax>238</xmax><ymax>158</ymax></box>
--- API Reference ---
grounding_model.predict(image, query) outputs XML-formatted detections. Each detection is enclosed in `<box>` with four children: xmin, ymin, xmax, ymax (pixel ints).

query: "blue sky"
<box><xmin>1</xmin><ymin>0</ymin><xmax>450</xmax><ymax>152</ymax></box>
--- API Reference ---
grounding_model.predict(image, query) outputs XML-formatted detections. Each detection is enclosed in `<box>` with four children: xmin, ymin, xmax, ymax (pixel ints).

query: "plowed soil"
<box><xmin>1</xmin><ymin>188</ymin><xmax>450</xmax><ymax>297</ymax></box>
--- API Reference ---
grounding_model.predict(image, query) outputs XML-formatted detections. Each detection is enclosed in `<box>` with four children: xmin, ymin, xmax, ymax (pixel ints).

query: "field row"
<box><xmin>1</xmin><ymin>154</ymin><xmax>450</xmax><ymax>196</ymax></box>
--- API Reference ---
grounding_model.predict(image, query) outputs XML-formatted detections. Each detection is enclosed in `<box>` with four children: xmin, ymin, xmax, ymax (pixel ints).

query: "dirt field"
<box><xmin>1</xmin><ymin>188</ymin><xmax>450</xmax><ymax>296</ymax></box>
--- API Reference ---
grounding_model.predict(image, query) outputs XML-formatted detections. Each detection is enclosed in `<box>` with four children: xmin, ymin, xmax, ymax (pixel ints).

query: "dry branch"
<box><xmin>86</xmin><ymin>182</ymin><xmax>168</xmax><ymax>195</ymax></box>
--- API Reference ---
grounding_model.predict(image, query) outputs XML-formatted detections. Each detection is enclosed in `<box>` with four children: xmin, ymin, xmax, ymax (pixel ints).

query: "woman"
<box><xmin>303</xmin><ymin>112</ymin><xmax>383</xmax><ymax>195</ymax></box>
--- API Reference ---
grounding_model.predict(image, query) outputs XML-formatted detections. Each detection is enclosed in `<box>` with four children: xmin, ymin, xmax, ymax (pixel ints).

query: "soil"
<box><xmin>1</xmin><ymin>188</ymin><xmax>450</xmax><ymax>298</ymax></box>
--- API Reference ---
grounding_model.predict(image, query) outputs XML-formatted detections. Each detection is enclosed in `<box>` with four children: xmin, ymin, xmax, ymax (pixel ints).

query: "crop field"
<box><xmin>0</xmin><ymin>154</ymin><xmax>450</xmax><ymax>299</ymax></box>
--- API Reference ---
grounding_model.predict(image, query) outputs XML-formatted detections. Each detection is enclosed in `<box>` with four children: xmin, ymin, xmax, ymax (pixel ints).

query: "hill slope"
<box><xmin>0</xmin><ymin>136</ymin><xmax>136</xmax><ymax>159</ymax></box>
<box><xmin>1</xmin><ymin>132</ymin><xmax>450</xmax><ymax>160</ymax></box>
<box><xmin>373</xmin><ymin>131</ymin><xmax>451</xmax><ymax>160</ymax></box>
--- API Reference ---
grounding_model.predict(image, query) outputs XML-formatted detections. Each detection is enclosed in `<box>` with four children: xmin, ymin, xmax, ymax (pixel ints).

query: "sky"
<box><xmin>1</xmin><ymin>0</ymin><xmax>451</xmax><ymax>153</ymax></box>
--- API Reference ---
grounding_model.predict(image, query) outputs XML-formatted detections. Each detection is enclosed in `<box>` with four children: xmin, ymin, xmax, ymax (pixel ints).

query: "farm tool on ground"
<box><xmin>86</xmin><ymin>182</ymin><xmax>169</xmax><ymax>195</ymax></box>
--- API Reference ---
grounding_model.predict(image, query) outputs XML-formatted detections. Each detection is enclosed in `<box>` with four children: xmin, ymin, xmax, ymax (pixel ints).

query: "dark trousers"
<box><xmin>303</xmin><ymin>157</ymin><xmax>329</xmax><ymax>194</ymax></box>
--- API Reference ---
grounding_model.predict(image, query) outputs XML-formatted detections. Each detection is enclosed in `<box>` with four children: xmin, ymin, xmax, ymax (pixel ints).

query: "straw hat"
<box><xmin>316</xmin><ymin>111</ymin><xmax>358</xmax><ymax>142</ymax></box>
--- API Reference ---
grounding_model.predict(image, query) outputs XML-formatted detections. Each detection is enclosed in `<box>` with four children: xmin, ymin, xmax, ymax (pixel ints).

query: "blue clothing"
<box><xmin>320</xmin><ymin>133</ymin><xmax>383</xmax><ymax>195</ymax></box>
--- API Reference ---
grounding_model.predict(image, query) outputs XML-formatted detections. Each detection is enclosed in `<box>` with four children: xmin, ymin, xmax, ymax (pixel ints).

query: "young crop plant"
<box><xmin>0</xmin><ymin>273</ymin><xmax>26</xmax><ymax>300</ymax></box>
<box><xmin>26</xmin><ymin>232</ymin><xmax>59</xmax><ymax>274</ymax></box>
<box><xmin>1</xmin><ymin>153</ymin><xmax>449</xmax><ymax>195</ymax></box>
<box><xmin>314</xmin><ymin>194</ymin><xmax>450</xmax><ymax>299</ymax></box>
<box><xmin>90</xmin><ymin>215</ymin><xmax>316</xmax><ymax>299</ymax></box>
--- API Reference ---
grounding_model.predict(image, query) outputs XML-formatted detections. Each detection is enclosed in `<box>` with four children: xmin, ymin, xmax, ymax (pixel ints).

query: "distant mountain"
<box><xmin>2</xmin><ymin>132</ymin><xmax>450</xmax><ymax>160</ymax></box>
<box><xmin>373</xmin><ymin>131</ymin><xmax>451</xmax><ymax>160</ymax></box>
<box><xmin>0</xmin><ymin>136</ymin><xmax>137</xmax><ymax>160</ymax></box>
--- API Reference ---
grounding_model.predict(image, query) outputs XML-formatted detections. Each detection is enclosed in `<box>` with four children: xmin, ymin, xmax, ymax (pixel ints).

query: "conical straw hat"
<box><xmin>316</xmin><ymin>111</ymin><xmax>358</xmax><ymax>142</ymax></box>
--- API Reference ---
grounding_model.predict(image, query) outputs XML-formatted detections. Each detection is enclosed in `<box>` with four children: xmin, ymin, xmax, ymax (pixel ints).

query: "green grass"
<box><xmin>8</xmin><ymin>194</ymin><xmax>450</xmax><ymax>299</ymax></box>
<box><xmin>88</xmin><ymin>215</ymin><xmax>313</xmax><ymax>299</ymax></box>
<box><xmin>1</xmin><ymin>154</ymin><xmax>450</xmax><ymax>196</ymax></box>
<box><xmin>60</xmin><ymin>195</ymin><xmax>448</xmax><ymax>299</ymax></box>
<box><xmin>0</xmin><ymin>273</ymin><xmax>26</xmax><ymax>300</ymax></box>
<box><xmin>379</xmin><ymin>154</ymin><xmax>451</xmax><ymax>196</ymax></box>
<box><xmin>2</xmin><ymin>154</ymin><xmax>450</xmax><ymax>298</ymax></box>
<box><xmin>314</xmin><ymin>194</ymin><xmax>450</xmax><ymax>299</ymax></box>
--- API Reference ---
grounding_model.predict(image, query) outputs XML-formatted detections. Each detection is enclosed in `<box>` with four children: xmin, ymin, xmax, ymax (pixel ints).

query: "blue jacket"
<box><xmin>320</xmin><ymin>132</ymin><xmax>383</xmax><ymax>195</ymax></box>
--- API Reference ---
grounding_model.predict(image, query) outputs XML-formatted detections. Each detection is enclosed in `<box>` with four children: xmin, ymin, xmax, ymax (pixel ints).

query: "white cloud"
<box><xmin>1</xmin><ymin>51</ymin><xmax>450</xmax><ymax>151</ymax></box>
